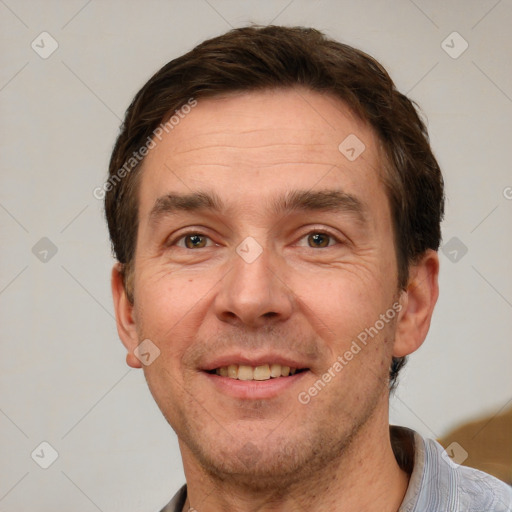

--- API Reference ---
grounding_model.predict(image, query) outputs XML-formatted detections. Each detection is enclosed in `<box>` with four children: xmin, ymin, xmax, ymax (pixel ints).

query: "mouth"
<box><xmin>200</xmin><ymin>354</ymin><xmax>312</xmax><ymax>399</ymax></box>
<box><xmin>206</xmin><ymin>363</ymin><xmax>309</xmax><ymax>381</ymax></box>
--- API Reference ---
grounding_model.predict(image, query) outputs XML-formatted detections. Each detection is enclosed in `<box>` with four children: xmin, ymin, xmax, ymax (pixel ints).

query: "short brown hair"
<box><xmin>105</xmin><ymin>25</ymin><xmax>444</xmax><ymax>389</ymax></box>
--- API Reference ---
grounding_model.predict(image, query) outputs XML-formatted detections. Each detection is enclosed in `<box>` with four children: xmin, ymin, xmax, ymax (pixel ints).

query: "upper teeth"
<box><xmin>215</xmin><ymin>364</ymin><xmax>298</xmax><ymax>381</ymax></box>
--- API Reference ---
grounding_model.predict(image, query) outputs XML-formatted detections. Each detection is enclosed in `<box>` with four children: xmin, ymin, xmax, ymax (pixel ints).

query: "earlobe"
<box><xmin>111</xmin><ymin>263</ymin><xmax>142</xmax><ymax>369</ymax></box>
<box><xmin>393</xmin><ymin>250</ymin><xmax>440</xmax><ymax>358</ymax></box>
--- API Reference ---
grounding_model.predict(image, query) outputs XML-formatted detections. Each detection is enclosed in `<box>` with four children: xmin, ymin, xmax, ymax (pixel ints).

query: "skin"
<box><xmin>112</xmin><ymin>88</ymin><xmax>439</xmax><ymax>511</ymax></box>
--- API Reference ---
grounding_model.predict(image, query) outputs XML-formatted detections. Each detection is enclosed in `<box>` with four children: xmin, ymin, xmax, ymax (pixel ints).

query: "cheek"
<box><xmin>134</xmin><ymin>265</ymin><xmax>216</xmax><ymax>334</ymax></box>
<box><xmin>288</xmin><ymin>268</ymin><xmax>398</xmax><ymax>384</ymax></box>
<box><xmin>290</xmin><ymin>269</ymin><xmax>383</xmax><ymax>334</ymax></box>
<box><xmin>131</xmin><ymin>272</ymin><xmax>217</xmax><ymax>383</ymax></box>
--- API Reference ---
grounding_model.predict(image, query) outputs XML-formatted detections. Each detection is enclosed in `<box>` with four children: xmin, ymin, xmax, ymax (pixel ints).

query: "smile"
<box><xmin>208</xmin><ymin>363</ymin><xmax>307</xmax><ymax>381</ymax></box>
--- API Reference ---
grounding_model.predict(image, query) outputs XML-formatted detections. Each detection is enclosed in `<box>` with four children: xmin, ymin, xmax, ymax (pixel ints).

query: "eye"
<box><xmin>298</xmin><ymin>231</ymin><xmax>340</xmax><ymax>248</ymax></box>
<box><xmin>174</xmin><ymin>232</ymin><xmax>214</xmax><ymax>249</ymax></box>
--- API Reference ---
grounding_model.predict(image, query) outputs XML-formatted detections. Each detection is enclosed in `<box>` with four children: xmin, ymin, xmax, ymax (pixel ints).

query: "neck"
<box><xmin>179</xmin><ymin>404</ymin><xmax>410</xmax><ymax>512</ymax></box>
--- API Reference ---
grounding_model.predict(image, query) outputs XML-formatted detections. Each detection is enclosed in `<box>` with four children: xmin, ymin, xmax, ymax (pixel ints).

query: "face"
<box><xmin>116</xmin><ymin>88</ymin><xmax>413</xmax><ymax>485</ymax></box>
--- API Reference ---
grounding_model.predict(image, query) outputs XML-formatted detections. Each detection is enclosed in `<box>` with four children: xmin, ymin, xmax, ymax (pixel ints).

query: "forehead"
<box><xmin>138</xmin><ymin>88</ymin><xmax>387</xmax><ymax>219</ymax></box>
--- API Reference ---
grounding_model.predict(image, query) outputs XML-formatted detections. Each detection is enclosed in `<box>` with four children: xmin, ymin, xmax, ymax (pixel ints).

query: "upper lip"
<box><xmin>200</xmin><ymin>352</ymin><xmax>310</xmax><ymax>371</ymax></box>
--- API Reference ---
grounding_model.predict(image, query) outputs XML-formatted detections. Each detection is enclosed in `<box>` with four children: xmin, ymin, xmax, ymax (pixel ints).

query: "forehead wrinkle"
<box><xmin>174</xmin><ymin>126</ymin><xmax>334</xmax><ymax>140</ymax></box>
<box><xmin>170</xmin><ymin>142</ymin><xmax>335</xmax><ymax>159</ymax></box>
<box><xmin>167</xmin><ymin>162</ymin><xmax>343</xmax><ymax>173</ymax></box>
<box><xmin>163</xmin><ymin>127</ymin><xmax>346</xmax><ymax>173</ymax></box>
<box><xmin>165</xmin><ymin>144</ymin><xmax>343</xmax><ymax>172</ymax></box>
<box><xmin>167</xmin><ymin>126</ymin><xmax>338</xmax><ymax>153</ymax></box>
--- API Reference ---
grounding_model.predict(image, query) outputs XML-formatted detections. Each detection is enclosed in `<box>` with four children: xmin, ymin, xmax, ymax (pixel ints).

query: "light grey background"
<box><xmin>1</xmin><ymin>0</ymin><xmax>511</xmax><ymax>510</ymax></box>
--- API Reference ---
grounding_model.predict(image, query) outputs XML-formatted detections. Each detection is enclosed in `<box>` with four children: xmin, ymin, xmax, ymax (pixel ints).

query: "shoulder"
<box><xmin>451</xmin><ymin>461</ymin><xmax>512</xmax><ymax>511</ymax></box>
<box><xmin>424</xmin><ymin>437</ymin><xmax>512</xmax><ymax>511</ymax></box>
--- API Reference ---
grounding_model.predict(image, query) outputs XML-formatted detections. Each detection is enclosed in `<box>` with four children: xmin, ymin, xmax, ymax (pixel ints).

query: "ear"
<box><xmin>111</xmin><ymin>263</ymin><xmax>142</xmax><ymax>368</ymax></box>
<box><xmin>393</xmin><ymin>249</ymin><xmax>439</xmax><ymax>358</ymax></box>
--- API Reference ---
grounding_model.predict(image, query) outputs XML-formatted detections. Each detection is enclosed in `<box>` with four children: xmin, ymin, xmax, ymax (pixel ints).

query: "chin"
<box><xmin>200</xmin><ymin>441</ymin><xmax>310</xmax><ymax>487</ymax></box>
<box><xmin>180</xmin><ymin>420</ymin><xmax>352</xmax><ymax>490</ymax></box>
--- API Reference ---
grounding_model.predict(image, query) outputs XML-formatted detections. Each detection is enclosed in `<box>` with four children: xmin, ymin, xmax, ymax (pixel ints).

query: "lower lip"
<box><xmin>201</xmin><ymin>371</ymin><xmax>309</xmax><ymax>400</ymax></box>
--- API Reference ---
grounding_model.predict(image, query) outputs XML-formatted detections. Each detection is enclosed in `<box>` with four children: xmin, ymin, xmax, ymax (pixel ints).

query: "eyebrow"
<box><xmin>149</xmin><ymin>191</ymin><xmax>223</xmax><ymax>223</ymax></box>
<box><xmin>149</xmin><ymin>189</ymin><xmax>367</xmax><ymax>225</ymax></box>
<box><xmin>271</xmin><ymin>189</ymin><xmax>367</xmax><ymax>223</ymax></box>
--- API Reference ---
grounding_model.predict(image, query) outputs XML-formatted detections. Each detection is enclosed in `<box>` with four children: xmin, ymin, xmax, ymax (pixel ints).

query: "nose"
<box><xmin>213</xmin><ymin>240</ymin><xmax>294</xmax><ymax>328</ymax></box>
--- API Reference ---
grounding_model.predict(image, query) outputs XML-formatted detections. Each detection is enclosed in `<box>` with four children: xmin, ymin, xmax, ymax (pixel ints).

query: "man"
<box><xmin>104</xmin><ymin>26</ymin><xmax>512</xmax><ymax>511</ymax></box>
